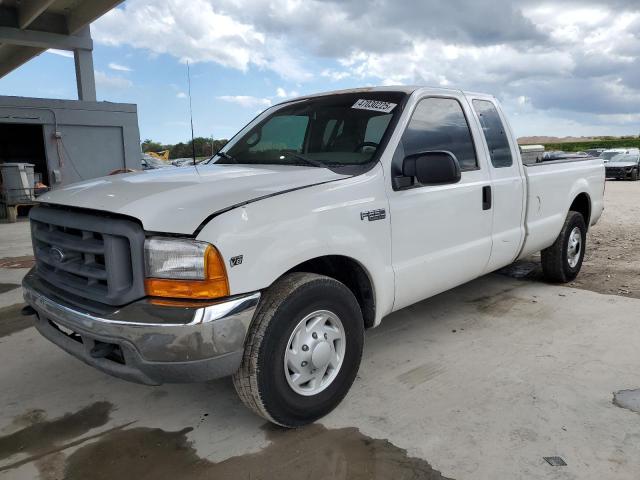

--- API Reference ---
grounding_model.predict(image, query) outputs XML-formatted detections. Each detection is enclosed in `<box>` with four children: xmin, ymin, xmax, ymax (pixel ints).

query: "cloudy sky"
<box><xmin>1</xmin><ymin>0</ymin><xmax>639</xmax><ymax>143</ymax></box>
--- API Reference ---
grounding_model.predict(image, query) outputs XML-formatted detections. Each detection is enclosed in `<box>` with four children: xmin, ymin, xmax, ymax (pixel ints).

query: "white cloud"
<box><xmin>321</xmin><ymin>69</ymin><xmax>351</xmax><ymax>81</ymax></box>
<box><xmin>92</xmin><ymin>0</ymin><xmax>640</xmax><ymax>132</ymax></box>
<box><xmin>217</xmin><ymin>95</ymin><xmax>272</xmax><ymax>108</ymax></box>
<box><xmin>95</xmin><ymin>70</ymin><xmax>133</xmax><ymax>89</ymax></box>
<box><xmin>93</xmin><ymin>0</ymin><xmax>310</xmax><ymax>81</ymax></box>
<box><xmin>176</xmin><ymin>92</ymin><xmax>187</xmax><ymax>99</ymax></box>
<box><xmin>47</xmin><ymin>49</ymin><xmax>74</xmax><ymax>58</ymax></box>
<box><xmin>108</xmin><ymin>62</ymin><xmax>132</xmax><ymax>72</ymax></box>
<box><xmin>275</xmin><ymin>87</ymin><xmax>299</xmax><ymax>99</ymax></box>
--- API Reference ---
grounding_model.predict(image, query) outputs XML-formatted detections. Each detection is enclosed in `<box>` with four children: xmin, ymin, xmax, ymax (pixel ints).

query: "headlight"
<box><xmin>144</xmin><ymin>237</ymin><xmax>229</xmax><ymax>299</ymax></box>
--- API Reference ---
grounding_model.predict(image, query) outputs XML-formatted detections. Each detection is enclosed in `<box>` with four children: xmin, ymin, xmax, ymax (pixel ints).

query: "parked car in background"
<box><xmin>542</xmin><ymin>151</ymin><xmax>588</xmax><ymax>161</ymax></box>
<box><xmin>605</xmin><ymin>153</ymin><xmax>640</xmax><ymax>181</ymax></box>
<box><xmin>141</xmin><ymin>154</ymin><xmax>174</xmax><ymax>170</ymax></box>
<box><xmin>172</xmin><ymin>157</ymin><xmax>211</xmax><ymax>167</ymax></box>
<box><xmin>23</xmin><ymin>86</ymin><xmax>605</xmax><ymax>427</ymax></box>
<box><xmin>585</xmin><ymin>148</ymin><xmax>606</xmax><ymax>157</ymax></box>
<box><xmin>171</xmin><ymin>158</ymin><xmax>194</xmax><ymax>166</ymax></box>
<box><xmin>542</xmin><ymin>150</ymin><xmax>566</xmax><ymax>161</ymax></box>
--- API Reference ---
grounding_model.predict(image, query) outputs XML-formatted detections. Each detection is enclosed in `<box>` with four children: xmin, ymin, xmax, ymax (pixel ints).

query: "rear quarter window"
<box><xmin>472</xmin><ymin>100</ymin><xmax>513</xmax><ymax>168</ymax></box>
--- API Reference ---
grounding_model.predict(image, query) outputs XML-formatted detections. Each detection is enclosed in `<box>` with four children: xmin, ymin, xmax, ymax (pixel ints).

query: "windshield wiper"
<box><xmin>280</xmin><ymin>152</ymin><xmax>327</xmax><ymax>168</ymax></box>
<box><xmin>215</xmin><ymin>151</ymin><xmax>237</xmax><ymax>163</ymax></box>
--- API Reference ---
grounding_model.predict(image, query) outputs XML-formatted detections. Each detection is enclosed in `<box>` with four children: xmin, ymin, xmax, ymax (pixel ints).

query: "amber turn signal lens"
<box><xmin>145</xmin><ymin>245</ymin><xmax>230</xmax><ymax>299</ymax></box>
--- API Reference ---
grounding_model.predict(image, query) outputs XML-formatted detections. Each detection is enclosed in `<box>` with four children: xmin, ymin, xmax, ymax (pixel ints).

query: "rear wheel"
<box><xmin>233</xmin><ymin>272</ymin><xmax>364</xmax><ymax>427</ymax></box>
<box><xmin>541</xmin><ymin>211</ymin><xmax>586</xmax><ymax>283</ymax></box>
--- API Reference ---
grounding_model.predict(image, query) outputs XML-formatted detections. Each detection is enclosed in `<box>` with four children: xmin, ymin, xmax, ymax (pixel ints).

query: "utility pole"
<box><xmin>187</xmin><ymin>60</ymin><xmax>196</xmax><ymax>165</ymax></box>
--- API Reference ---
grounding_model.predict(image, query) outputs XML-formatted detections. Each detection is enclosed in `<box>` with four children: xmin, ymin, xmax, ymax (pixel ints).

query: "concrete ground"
<box><xmin>1</xmin><ymin>182</ymin><xmax>639</xmax><ymax>480</ymax></box>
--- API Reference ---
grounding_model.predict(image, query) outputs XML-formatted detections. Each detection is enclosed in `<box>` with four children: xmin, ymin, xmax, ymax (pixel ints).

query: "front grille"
<box><xmin>606</xmin><ymin>168</ymin><xmax>624</xmax><ymax>176</ymax></box>
<box><xmin>30</xmin><ymin>206</ymin><xmax>146</xmax><ymax>306</ymax></box>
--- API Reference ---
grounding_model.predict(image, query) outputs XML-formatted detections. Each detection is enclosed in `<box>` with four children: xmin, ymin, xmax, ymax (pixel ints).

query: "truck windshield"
<box><xmin>211</xmin><ymin>92</ymin><xmax>406</xmax><ymax>168</ymax></box>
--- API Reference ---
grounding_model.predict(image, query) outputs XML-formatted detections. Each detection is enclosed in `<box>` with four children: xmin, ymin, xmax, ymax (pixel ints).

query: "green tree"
<box><xmin>141</xmin><ymin>139</ymin><xmax>164</xmax><ymax>153</ymax></box>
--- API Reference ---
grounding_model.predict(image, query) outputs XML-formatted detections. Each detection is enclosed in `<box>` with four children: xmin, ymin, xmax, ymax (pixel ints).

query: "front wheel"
<box><xmin>541</xmin><ymin>211</ymin><xmax>586</xmax><ymax>283</ymax></box>
<box><xmin>233</xmin><ymin>272</ymin><xmax>364</xmax><ymax>427</ymax></box>
<box><xmin>631</xmin><ymin>169</ymin><xmax>639</xmax><ymax>181</ymax></box>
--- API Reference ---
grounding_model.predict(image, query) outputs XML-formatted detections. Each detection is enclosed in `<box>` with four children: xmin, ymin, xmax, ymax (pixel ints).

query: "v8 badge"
<box><xmin>230</xmin><ymin>255</ymin><xmax>244</xmax><ymax>267</ymax></box>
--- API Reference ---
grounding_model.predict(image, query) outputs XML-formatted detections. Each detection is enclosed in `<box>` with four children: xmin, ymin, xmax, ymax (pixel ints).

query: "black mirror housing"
<box><xmin>401</xmin><ymin>151</ymin><xmax>461</xmax><ymax>187</ymax></box>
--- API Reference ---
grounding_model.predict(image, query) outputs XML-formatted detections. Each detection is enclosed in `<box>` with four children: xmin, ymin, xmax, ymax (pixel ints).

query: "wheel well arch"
<box><xmin>569</xmin><ymin>192</ymin><xmax>591</xmax><ymax>227</ymax></box>
<box><xmin>285</xmin><ymin>255</ymin><xmax>376</xmax><ymax>329</ymax></box>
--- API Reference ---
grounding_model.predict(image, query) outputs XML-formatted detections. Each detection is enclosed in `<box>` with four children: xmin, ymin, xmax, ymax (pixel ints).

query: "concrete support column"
<box><xmin>74</xmin><ymin>48</ymin><xmax>96</xmax><ymax>101</ymax></box>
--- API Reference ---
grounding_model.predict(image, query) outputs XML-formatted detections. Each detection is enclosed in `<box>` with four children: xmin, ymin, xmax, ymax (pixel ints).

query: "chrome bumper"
<box><xmin>22</xmin><ymin>269</ymin><xmax>260</xmax><ymax>385</ymax></box>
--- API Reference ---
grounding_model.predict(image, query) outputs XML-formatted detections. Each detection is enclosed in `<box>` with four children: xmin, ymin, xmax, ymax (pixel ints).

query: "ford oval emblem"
<box><xmin>50</xmin><ymin>247</ymin><xmax>66</xmax><ymax>263</ymax></box>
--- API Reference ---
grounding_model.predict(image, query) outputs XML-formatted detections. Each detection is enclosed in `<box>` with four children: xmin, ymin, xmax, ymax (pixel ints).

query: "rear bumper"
<box><xmin>22</xmin><ymin>270</ymin><xmax>259</xmax><ymax>385</ymax></box>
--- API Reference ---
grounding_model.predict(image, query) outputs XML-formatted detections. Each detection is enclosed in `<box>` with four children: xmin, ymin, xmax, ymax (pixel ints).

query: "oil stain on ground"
<box><xmin>0</xmin><ymin>401</ymin><xmax>112</xmax><ymax>471</ymax></box>
<box><xmin>0</xmin><ymin>303</ymin><xmax>34</xmax><ymax>337</ymax></box>
<box><xmin>65</xmin><ymin>423</ymin><xmax>453</xmax><ymax>480</ymax></box>
<box><xmin>0</xmin><ymin>282</ymin><xmax>19</xmax><ymax>294</ymax></box>
<box><xmin>613</xmin><ymin>389</ymin><xmax>640</xmax><ymax>414</ymax></box>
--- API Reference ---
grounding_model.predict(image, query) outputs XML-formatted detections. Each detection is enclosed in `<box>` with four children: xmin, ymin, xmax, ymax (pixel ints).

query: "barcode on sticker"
<box><xmin>352</xmin><ymin>99</ymin><xmax>397</xmax><ymax>113</ymax></box>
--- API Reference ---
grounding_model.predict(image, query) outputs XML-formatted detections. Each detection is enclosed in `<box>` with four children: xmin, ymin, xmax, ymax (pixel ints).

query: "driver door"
<box><xmin>388</xmin><ymin>95</ymin><xmax>493</xmax><ymax>311</ymax></box>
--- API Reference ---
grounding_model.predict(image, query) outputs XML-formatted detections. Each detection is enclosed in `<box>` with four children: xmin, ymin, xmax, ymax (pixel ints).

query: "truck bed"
<box><xmin>519</xmin><ymin>157</ymin><xmax>605</xmax><ymax>258</ymax></box>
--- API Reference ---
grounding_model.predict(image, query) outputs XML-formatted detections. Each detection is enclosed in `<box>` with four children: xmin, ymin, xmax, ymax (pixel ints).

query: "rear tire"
<box><xmin>233</xmin><ymin>272</ymin><xmax>364</xmax><ymax>427</ymax></box>
<box><xmin>541</xmin><ymin>211</ymin><xmax>586</xmax><ymax>283</ymax></box>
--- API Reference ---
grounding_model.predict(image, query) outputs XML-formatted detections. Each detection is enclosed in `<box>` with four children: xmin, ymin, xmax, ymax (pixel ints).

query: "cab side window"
<box><xmin>472</xmin><ymin>100</ymin><xmax>513</xmax><ymax>168</ymax></box>
<box><xmin>401</xmin><ymin>97</ymin><xmax>478</xmax><ymax>171</ymax></box>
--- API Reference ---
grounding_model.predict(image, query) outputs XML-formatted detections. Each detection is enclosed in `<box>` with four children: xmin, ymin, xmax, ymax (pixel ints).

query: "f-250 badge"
<box><xmin>360</xmin><ymin>209</ymin><xmax>386</xmax><ymax>221</ymax></box>
<box><xmin>230</xmin><ymin>255</ymin><xmax>243</xmax><ymax>267</ymax></box>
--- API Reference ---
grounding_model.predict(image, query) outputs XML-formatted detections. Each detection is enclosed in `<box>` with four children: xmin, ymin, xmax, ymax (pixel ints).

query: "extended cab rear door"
<box><xmin>468</xmin><ymin>96</ymin><xmax>527</xmax><ymax>272</ymax></box>
<box><xmin>386</xmin><ymin>92</ymin><xmax>493</xmax><ymax>311</ymax></box>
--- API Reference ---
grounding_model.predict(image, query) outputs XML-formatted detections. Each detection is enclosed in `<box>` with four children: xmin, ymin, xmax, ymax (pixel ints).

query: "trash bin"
<box><xmin>0</xmin><ymin>163</ymin><xmax>35</xmax><ymax>204</ymax></box>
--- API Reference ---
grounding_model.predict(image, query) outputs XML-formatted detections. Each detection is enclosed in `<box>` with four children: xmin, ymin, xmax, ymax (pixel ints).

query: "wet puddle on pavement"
<box><xmin>0</xmin><ymin>283</ymin><xmax>19</xmax><ymax>294</ymax></box>
<box><xmin>1</xmin><ymin>402</ymin><xmax>452</xmax><ymax>480</ymax></box>
<box><xmin>64</xmin><ymin>423</ymin><xmax>451</xmax><ymax>480</ymax></box>
<box><xmin>0</xmin><ymin>303</ymin><xmax>34</xmax><ymax>337</ymax></box>
<box><xmin>0</xmin><ymin>402</ymin><xmax>113</xmax><ymax>473</ymax></box>
<box><xmin>613</xmin><ymin>389</ymin><xmax>640</xmax><ymax>414</ymax></box>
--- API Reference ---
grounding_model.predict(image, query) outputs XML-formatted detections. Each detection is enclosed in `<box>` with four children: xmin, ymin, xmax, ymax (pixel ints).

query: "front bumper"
<box><xmin>22</xmin><ymin>269</ymin><xmax>260</xmax><ymax>385</ymax></box>
<box><xmin>605</xmin><ymin>169</ymin><xmax>633</xmax><ymax>179</ymax></box>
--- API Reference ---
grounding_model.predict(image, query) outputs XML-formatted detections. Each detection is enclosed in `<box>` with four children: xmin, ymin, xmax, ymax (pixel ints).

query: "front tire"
<box><xmin>233</xmin><ymin>272</ymin><xmax>364</xmax><ymax>427</ymax></box>
<box><xmin>631</xmin><ymin>169</ymin><xmax>639</xmax><ymax>181</ymax></box>
<box><xmin>541</xmin><ymin>211</ymin><xmax>586</xmax><ymax>283</ymax></box>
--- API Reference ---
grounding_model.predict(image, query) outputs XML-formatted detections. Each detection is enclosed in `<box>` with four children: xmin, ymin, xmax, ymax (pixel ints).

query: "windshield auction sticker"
<box><xmin>352</xmin><ymin>99</ymin><xmax>397</xmax><ymax>113</ymax></box>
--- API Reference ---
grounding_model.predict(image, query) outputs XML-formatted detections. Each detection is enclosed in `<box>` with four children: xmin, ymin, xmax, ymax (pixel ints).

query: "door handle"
<box><xmin>482</xmin><ymin>185</ymin><xmax>492</xmax><ymax>210</ymax></box>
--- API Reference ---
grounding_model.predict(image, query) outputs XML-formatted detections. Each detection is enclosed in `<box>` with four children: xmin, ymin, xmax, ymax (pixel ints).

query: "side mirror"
<box><xmin>394</xmin><ymin>151</ymin><xmax>461</xmax><ymax>189</ymax></box>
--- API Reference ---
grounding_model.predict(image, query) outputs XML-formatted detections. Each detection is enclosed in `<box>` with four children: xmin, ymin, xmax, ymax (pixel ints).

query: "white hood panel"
<box><xmin>38</xmin><ymin>164</ymin><xmax>348</xmax><ymax>233</ymax></box>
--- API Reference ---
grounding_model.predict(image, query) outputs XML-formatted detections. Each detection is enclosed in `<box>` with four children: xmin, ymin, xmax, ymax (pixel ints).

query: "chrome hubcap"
<box><xmin>567</xmin><ymin>226</ymin><xmax>582</xmax><ymax>268</ymax></box>
<box><xmin>284</xmin><ymin>310</ymin><xmax>346</xmax><ymax>396</ymax></box>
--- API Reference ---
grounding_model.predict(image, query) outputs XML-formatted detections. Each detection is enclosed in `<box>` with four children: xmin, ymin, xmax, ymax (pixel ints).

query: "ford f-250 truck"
<box><xmin>22</xmin><ymin>86</ymin><xmax>604</xmax><ymax>427</ymax></box>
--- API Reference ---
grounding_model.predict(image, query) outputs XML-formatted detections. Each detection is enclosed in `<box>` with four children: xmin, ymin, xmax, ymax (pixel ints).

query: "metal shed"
<box><xmin>0</xmin><ymin>0</ymin><xmax>142</xmax><ymax>219</ymax></box>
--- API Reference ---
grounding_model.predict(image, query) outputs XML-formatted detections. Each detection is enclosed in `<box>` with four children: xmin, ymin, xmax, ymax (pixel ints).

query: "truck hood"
<box><xmin>38</xmin><ymin>164</ymin><xmax>348</xmax><ymax>234</ymax></box>
<box><xmin>606</xmin><ymin>161</ymin><xmax>637</xmax><ymax>168</ymax></box>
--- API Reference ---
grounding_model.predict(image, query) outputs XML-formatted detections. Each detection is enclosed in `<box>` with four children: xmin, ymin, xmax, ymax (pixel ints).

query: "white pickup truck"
<box><xmin>22</xmin><ymin>86</ymin><xmax>604</xmax><ymax>427</ymax></box>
